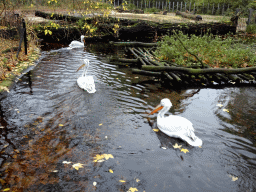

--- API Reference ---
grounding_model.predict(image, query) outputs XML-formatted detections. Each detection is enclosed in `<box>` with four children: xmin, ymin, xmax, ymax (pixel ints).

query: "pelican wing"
<box><xmin>77</xmin><ymin>76</ymin><xmax>96</xmax><ymax>93</ymax></box>
<box><xmin>157</xmin><ymin>115</ymin><xmax>195</xmax><ymax>138</ymax></box>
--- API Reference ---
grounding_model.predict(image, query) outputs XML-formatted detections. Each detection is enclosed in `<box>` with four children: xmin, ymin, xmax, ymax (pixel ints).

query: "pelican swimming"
<box><xmin>76</xmin><ymin>59</ymin><xmax>96</xmax><ymax>93</ymax></box>
<box><xmin>149</xmin><ymin>98</ymin><xmax>202</xmax><ymax>147</ymax></box>
<box><xmin>69</xmin><ymin>35</ymin><xmax>85</xmax><ymax>49</ymax></box>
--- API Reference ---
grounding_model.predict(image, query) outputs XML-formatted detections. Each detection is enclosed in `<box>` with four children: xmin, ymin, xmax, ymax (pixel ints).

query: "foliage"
<box><xmin>154</xmin><ymin>31</ymin><xmax>256</xmax><ymax>68</ymax></box>
<box><xmin>126</xmin><ymin>3</ymin><xmax>137</xmax><ymax>10</ymax></box>
<box><xmin>246</xmin><ymin>24</ymin><xmax>256</xmax><ymax>33</ymax></box>
<box><xmin>144</xmin><ymin>7</ymin><xmax>160</xmax><ymax>13</ymax></box>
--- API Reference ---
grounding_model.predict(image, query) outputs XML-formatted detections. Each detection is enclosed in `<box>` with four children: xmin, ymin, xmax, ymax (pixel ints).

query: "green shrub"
<box><xmin>246</xmin><ymin>24</ymin><xmax>256</xmax><ymax>33</ymax></box>
<box><xmin>145</xmin><ymin>7</ymin><xmax>160</xmax><ymax>13</ymax></box>
<box><xmin>154</xmin><ymin>31</ymin><xmax>256</xmax><ymax>68</ymax></box>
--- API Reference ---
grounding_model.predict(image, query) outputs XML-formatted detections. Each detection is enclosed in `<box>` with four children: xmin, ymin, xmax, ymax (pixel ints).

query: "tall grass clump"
<box><xmin>154</xmin><ymin>31</ymin><xmax>256</xmax><ymax>68</ymax></box>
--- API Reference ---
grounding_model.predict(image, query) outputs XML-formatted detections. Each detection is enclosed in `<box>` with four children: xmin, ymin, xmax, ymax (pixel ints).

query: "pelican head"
<box><xmin>76</xmin><ymin>59</ymin><xmax>90</xmax><ymax>73</ymax></box>
<box><xmin>149</xmin><ymin>98</ymin><xmax>172</xmax><ymax>115</ymax></box>
<box><xmin>81</xmin><ymin>35</ymin><xmax>85</xmax><ymax>42</ymax></box>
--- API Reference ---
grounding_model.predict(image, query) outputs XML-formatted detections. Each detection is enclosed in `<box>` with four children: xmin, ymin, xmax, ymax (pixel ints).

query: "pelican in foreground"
<box><xmin>76</xmin><ymin>59</ymin><xmax>96</xmax><ymax>93</ymax></box>
<box><xmin>149</xmin><ymin>98</ymin><xmax>202</xmax><ymax>147</ymax></box>
<box><xmin>69</xmin><ymin>35</ymin><xmax>85</xmax><ymax>49</ymax></box>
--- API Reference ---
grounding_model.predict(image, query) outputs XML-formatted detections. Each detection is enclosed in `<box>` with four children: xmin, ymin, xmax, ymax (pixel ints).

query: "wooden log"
<box><xmin>110</xmin><ymin>41</ymin><xmax>157</xmax><ymax>47</ymax></box>
<box><xmin>228</xmin><ymin>74</ymin><xmax>242</xmax><ymax>82</ymax></box>
<box><xmin>110</xmin><ymin>57</ymin><xmax>139</xmax><ymax>63</ymax></box>
<box><xmin>132</xmin><ymin>69</ymin><xmax>162</xmax><ymax>76</ymax></box>
<box><xmin>163</xmin><ymin>72</ymin><xmax>174</xmax><ymax>81</ymax></box>
<box><xmin>176</xmin><ymin>11</ymin><xmax>202</xmax><ymax>21</ymax></box>
<box><xmin>141</xmin><ymin>66</ymin><xmax>256</xmax><ymax>74</ymax></box>
<box><xmin>169</xmin><ymin>72</ymin><xmax>182</xmax><ymax>82</ymax></box>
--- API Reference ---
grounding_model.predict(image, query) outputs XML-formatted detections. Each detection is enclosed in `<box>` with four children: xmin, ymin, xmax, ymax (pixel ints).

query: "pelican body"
<box><xmin>69</xmin><ymin>35</ymin><xmax>85</xmax><ymax>49</ymax></box>
<box><xmin>149</xmin><ymin>98</ymin><xmax>202</xmax><ymax>147</ymax></box>
<box><xmin>76</xmin><ymin>59</ymin><xmax>96</xmax><ymax>93</ymax></box>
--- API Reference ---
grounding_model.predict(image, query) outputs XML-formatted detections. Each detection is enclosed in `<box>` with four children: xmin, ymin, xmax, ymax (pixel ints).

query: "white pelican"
<box><xmin>149</xmin><ymin>98</ymin><xmax>202</xmax><ymax>147</ymax></box>
<box><xmin>69</xmin><ymin>35</ymin><xmax>85</xmax><ymax>49</ymax></box>
<box><xmin>76</xmin><ymin>59</ymin><xmax>96</xmax><ymax>93</ymax></box>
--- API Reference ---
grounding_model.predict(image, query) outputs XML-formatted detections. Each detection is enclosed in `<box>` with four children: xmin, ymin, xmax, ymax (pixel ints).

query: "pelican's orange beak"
<box><xmin>149</xmin><ymin>104</ymin><xmax>163</xmax><ymax>115</ymax></box>
<box><xmin>76</xmin><ymin>63</ymin><xmax>85</xmax><ymax>72</ymax></box>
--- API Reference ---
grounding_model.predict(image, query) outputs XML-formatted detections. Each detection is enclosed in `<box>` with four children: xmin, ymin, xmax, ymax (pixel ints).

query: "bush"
<box><xmin>246</xmin><ymin>24</ymin><xmax>256</xmax><ymax>33</ymax></box>
<box><xmin>154</xmin><ymin>31</ymin><xmax>256</xmax><ymax>68</ymax></box>
<box><xmin>145</xmin><ymin>7</ymin><xmax>160</xmax><ymax>13</ymax></box>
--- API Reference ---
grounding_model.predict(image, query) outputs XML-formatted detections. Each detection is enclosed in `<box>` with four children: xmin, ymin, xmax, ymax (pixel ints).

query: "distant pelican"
<box><xmin>149</xmin><ymin>98</ymin><xmax>202</xmax><ymax>147</ymax></box>
<box><xmin>69</xmin><ymin>35</ymin><xmax>85</xmax><ymax>49</ymax></box>
<box><xmin>76</xmin><ymin>59</ymin><xmax>96</xmax><ymax>93</ymax></box>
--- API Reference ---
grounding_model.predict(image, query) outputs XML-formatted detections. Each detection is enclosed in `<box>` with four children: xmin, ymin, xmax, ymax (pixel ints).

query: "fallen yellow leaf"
<box><xmin>128</xmin><ymin>187</ymin><xmax>138</xmax><ymax>192</ymax></box>
<box><xmin>63</xmin><ymin>161</ymin><xmax>72</xmax><ymax>164</ymax></box>
<box><xmin>3</xmin><ymin>188</ymin><xmax>10</xmax><ymax>191</ymax></box>
<box><xmin>232</xmin><ymin>177</ymin><xmax>238</xmax><ymax>181</ymax></box>
<box><xmin>173</xmin><ymin>143</ymin><xmax>182</xmax><ymax>149</ymax></box>
<box><xmin>72</xmin><ymin>163</ymin><xmax>84</xmax><ymax>170</ymax></box>
<box><xmin>216</xmin><ymin>104</ymin><xmax>223</xmax><ymax>107</ymax></box>
<box><xmin>99</xmin><ymin>123</ymin><xmax>103</xmax><ymax>126</ymax></box>
<box><xmin>180</xmin><ymin>148</ymin><xmax>189</xmax><ymax>153</ymax></box>
<box><xmin>223</xmin><ymin>109</ymin><xmax>229</xmax><ymax>112</ymax></box>
<box><xmin>93</xmin><ymin>154</ymin><xmax>105</xmax><ymax>162</ymax></box>
<box><xmin>135</xmin><ymin>178</ymin><xmax>140</xmax><ymax>182</ymax></box>
<box><xmin>59</xmin><ymin>124</ymin><xmax>64</xmax><ymax>126</ymax></box>
<box><xmin>229</xmin><ymin>174</ymin><xmax>238</xmax><ymax>181</ymax></box>
<box><xmin>153</xmin><ymin>128</ymin><xmax>159</xmax><ymax>132</ymax></box>
<box><xmin>109</xmin><ymin>169</ymin><xmax>113</xmax><ymax>173</ymax></box>
<box><xmin>119</xmin><ymin>180</ymin><xmax>126</xmax><ymax>183</ymax></box>
<box><xmin>104</xmin><ymin>154</ymin><xmax>114</xmax><ymax>160</ymax></box>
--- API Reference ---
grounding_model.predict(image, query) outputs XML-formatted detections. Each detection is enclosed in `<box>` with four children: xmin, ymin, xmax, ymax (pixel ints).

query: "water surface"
<box><xmin>0</xmin><ymin>44</ymin><xmax>255</xmax><ymax>191</ymax></box>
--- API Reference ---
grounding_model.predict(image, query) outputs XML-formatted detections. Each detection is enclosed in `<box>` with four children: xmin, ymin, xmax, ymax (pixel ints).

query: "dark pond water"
<box><xmin>0</xmin><ymin>43</ymin><xmax>256</xmax><ymax>192</ymax></box>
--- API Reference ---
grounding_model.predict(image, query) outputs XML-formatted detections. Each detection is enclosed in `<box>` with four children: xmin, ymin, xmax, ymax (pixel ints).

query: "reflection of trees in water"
<box><xmin>216</xmin><ymin>87</ymin><xmax>256</xmax><ymax>146</ymax></box>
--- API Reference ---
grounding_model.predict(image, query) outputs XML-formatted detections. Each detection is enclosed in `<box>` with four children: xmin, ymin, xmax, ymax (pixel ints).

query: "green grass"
<box><xmin>154</xmin><ymin>31</ymin><xmax>256</xmax><ymax>68</ymax></box>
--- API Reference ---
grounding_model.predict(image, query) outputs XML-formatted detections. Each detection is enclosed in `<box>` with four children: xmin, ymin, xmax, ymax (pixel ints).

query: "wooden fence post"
<box><xmin>16</xmin><ymin>18</ymin><xmax>27</xmax><ymax>58</ymax></box>
<box><xmin>247</xmin><ymin>8</ymin><xmax>253</xmax><ymax>25</ymax></box>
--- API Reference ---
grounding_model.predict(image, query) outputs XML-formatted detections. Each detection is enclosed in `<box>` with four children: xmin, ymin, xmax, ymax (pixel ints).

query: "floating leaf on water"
<box><xmin>135</xmin><ymin>178</ymin><xmax>140</xmax><ymax>182</ymax></box>
<box><xmin>216</xmin><ymin>104</ymin><xmax>223</xmax><ymax>107</ymax></box>
<box><xmin>93</xmin><ymin>154</ymin><xmax>105</xmax><ymax>162</ymax></box>
<box><xmin>109</xmin><ymin>169</ymin><xmax>113</xmax><ymax>173</ymax></box>
<box><xmin>153</xmin><ymin>128</ymin><xmax>159</xmax><ymax>132</ymax></box>
<box><xmin>161</xmin><ymin>147</ymin><xmax>167</xmax><ymax>149</ymax></box>
<box><xmin>99</xmin><ymin>123</ymin><xmax>103</xmax><ymax>126</ymax></box>
<box><xmin>173</xmin><ymin>143</ymin><xmax>182</xmax><ymax>149</ymax></box>
<box><xmin>63</xmin><ymin>161</ymin><xmax>72</xmax><ymax>164</ymax></box>
<box><xmin>128</xmin><ymin>187</ymin><xmax>138</xmax><ymax>192</ymax></box>
<box><xmin>104</xmin><ymin>154</ymin><xmax>114</xmax><ymax>160</ymax></box>
<box><xmin>119</xmin><ymin>180</ymin><xmax>126</xmax><ymax>183</ymax></box>
<box><xmin>93</xmin><ymin>181</ymin><xmax>97</xmax><ymax>186</ymax></box>
<box><xmin>228</xmin><ymin>174</ymin><xmax>238</xmax><ymax>181</ymax></box>
<box><xmin>223</xmin><ymin>109</ymin><xmax>229</xmax><ymax>112</ymax></box>
<box><xmin>180</xmin><ymin>148</ymin><xmax>189</xmax><ymax>153</ymax></box>
<box><xmin>72</xmin><ymin>163</ymin><xmax>84</xmax><ymax>170</ymax></box>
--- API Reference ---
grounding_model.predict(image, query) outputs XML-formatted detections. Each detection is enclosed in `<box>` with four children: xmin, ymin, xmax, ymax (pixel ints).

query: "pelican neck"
<box><xmin>158</xmin><ymin>105</ymin><xmax>171</xmax><ymax>118</ymax></box>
